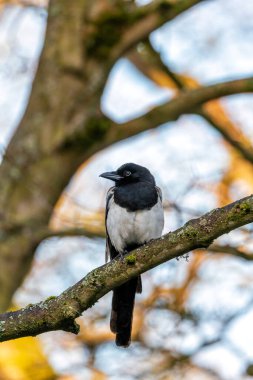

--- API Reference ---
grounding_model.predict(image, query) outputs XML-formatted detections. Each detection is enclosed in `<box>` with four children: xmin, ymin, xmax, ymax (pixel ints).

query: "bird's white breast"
<box><xmin>106</xmin><ymin>196</ymin><xmax>164</xmax><ymax>253</ymax></box>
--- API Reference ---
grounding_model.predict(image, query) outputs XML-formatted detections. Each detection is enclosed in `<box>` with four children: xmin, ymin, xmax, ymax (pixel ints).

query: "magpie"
<box><xmin>100</xmin><ymin>163</ymin><xmax>164</xmax><ymax>347</ymax></box>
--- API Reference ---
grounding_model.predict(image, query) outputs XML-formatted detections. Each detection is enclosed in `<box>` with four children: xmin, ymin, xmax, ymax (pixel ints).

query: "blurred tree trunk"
<box><xmin>0</xmin><ymin>0</ymin><xmax>108</xmax><ymax>310</ymax></box>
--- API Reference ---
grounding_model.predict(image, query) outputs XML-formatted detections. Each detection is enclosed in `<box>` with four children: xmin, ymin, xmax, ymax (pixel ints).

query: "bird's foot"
<box><xmin>176</xmin><ymin>253</ymin><xmax>190</xmax><ymax>262</ymax></box>
<box><xmin>116</xmin><ymin>251</ymin><xmax>125</xmax><ymax>261</ymax></box>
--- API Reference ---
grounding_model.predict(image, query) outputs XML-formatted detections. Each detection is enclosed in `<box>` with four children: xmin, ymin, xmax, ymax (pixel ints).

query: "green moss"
<box><xmin>157</xmin><ymin>1</ymin><xmax>173</xmax><ymax>21</ymax></box>
<box><xmin>184</xmin><ymin>225</ymin><xmax>198</xmax><ymax>239</ymax></box>
<box><xmin>229</xmin><ymin>201</ymin><xmax>252</xmax><ymax>223</ymax></box>
<box><xmin>45</xmin><ymin>296</ymin><xmax>57</xmax><ymax>301</ymax></box>
<box><xmin>239</xmin><ymin>202</ymin><xmax>251</xmax><ymax>213</ymax></box>
<box><xmin>86</xmin><ymin>13</ymin><xmax>123</xmax><ymax>58</ymax></box>
<box><xmin>61</xmin><ymin>116</ymin><xmax>111</xmax><ymax>152</ymax></box>
<box><xmin>85</xmin><ymin>9</ymin><xmax>141</xmax><ymax>59</ymax></box>
<box><xmin>126</xmin><ymin>254</ymin><xmax>136</xmax><ymax>265</ymax></box>
<box><xmin>0</xmin><ymin>321</ymin><xmax>6</xmax><ymax>332</ymax></box>
<box><xmin>247</xmin><ymin>78</ymin><xmax>253</xmax><ymax>90</ymax></box>
<box><xmin>86</xmin><ymin>117</ymin><xmax>110</xmax><ymax>141</ymax></box>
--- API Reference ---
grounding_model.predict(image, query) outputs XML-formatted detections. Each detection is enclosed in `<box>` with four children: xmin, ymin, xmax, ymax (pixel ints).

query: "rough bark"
<box><xmin>0</xmin><ymin>194</ymin><xmax>252</xmax><ymax>342</ymax></box>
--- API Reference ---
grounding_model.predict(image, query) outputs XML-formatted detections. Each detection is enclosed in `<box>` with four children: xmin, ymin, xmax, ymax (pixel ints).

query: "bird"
<box><xmin>100</xmin><ymin>163</ymin><xmax>164</xmax><ymax>347</ymax></box>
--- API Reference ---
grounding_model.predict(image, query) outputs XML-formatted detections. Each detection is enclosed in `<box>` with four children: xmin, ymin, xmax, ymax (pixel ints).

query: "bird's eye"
<box><xmin>124</xmin><ymin>170</ymin><xmax>131</xmax><ymax>177</ymax></box>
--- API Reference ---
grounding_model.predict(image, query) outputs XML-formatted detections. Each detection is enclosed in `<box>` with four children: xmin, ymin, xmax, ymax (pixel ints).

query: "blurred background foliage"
<box><xmin>1</xmin><ymin>0</ymin><xmax>253</xmax><ymax>379</ymax></box>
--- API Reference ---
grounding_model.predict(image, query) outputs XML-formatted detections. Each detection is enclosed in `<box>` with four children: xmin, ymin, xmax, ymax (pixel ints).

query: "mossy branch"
<box><xmin>0</xmin><ymin>194</ymin><xmax>253</xmax><ymax>342</ymax></box>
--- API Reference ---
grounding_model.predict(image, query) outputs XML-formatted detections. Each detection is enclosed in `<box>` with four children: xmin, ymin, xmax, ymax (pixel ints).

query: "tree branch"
<box><xmin>0</xmin><ymin>0</ymin><xmax>47</xmax><ymax>7</ymax></box>
<box><xmin>110</xmin><ymin>0</ymin><xmax>206</xmax><ymax>62</ymax></box>
<box><xmin>128</xmin><ymin>47</ymin><xmax>253</xmax><ymax>164</ymax></box>
<box><xmin>209</xmin><ymin>244</ymin><xmax>253</xmax><ymax>261</ymax></box>
<box><xmin>113</xmin><ymin>76</ymin><xmax>253</xmax><ymax>138</ymax></box>
<box><xmin>1</xmin><ymin>194</ymin><xmax>253</xmax><ymax>342</ymax></box>
<box><xmin>43</xmin><ymin>227</ymin><xmax>105</xmax><ymax>239</ymax></box>
<box><xmin>53</xmin><ymin>75</ymin><xmax>253</xmax><ymax>179</ymax></box>
<box><xmin>197</xmin><ymin>109</ymin><xmax>253</xmax><ymax>163</ymax></box>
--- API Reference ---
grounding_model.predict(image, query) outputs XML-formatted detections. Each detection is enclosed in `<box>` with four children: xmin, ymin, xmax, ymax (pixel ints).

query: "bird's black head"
<box><xmin>100</xmin><ymin>163</ymin><xmax>155</xmax><ymax>186</ymax></box>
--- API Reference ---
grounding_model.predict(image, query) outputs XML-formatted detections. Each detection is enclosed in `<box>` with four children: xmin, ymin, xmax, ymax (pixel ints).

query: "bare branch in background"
<box><xmin>113</xmin><ymin>76</ymin><xmax>253</xmax><ymax>139</ymax></box>
<box><xmin>0</xmin><ymin>0</ymin><xmax>47</xmax><ymax>8</ymax></box>
<box><xmin>128</xmin><ymin>46</ymin><xmax>253</xmax><ymax>164</ymax></box>
<box><xmin>109</xmin><ymin>0</ymin><xmax>206</xmax><ymax>62</ymax></box>
<box><xmin>209</xmin><ymin>244</ymin><xmax>253</xmax><ymax>261</ymax></box>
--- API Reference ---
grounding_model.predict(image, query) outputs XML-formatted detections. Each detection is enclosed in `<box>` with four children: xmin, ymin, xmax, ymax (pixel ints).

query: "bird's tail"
<box><xmin>110</xmin><ymin>275</ymin><xmax>141</xmax><ymax>347</ymax></box>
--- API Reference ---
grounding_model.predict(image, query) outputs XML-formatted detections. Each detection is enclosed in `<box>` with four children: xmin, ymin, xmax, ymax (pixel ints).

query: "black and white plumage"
<box><xmin>100</xmin><ymin>163</ymin><xmax>164</xmax><ymax>347</ymax></box>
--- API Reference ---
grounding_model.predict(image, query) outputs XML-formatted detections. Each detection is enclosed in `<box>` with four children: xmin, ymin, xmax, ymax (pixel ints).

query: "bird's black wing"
<box><xmin>105</xmin><ymin>186</ymin><xmax>118</xmax><ymax>262</ymax></box>
<box><xmin>156</xmin><ymin>186</ymin><xmax>163</xmax><ymax>202</ymax></box>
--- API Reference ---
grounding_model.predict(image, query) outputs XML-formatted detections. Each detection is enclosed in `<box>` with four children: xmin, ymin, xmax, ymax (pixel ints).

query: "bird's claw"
<box><xmin>117</xmin><ymin>251</ymin><xmax>125</xmax><ymax>261</ymax></box>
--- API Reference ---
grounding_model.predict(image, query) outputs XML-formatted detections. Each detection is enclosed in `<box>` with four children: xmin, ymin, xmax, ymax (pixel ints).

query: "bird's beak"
<box><xmin>99</xmin><ymin>171</ymin><xmax>123</xmax><ymax>181</ymax></box>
